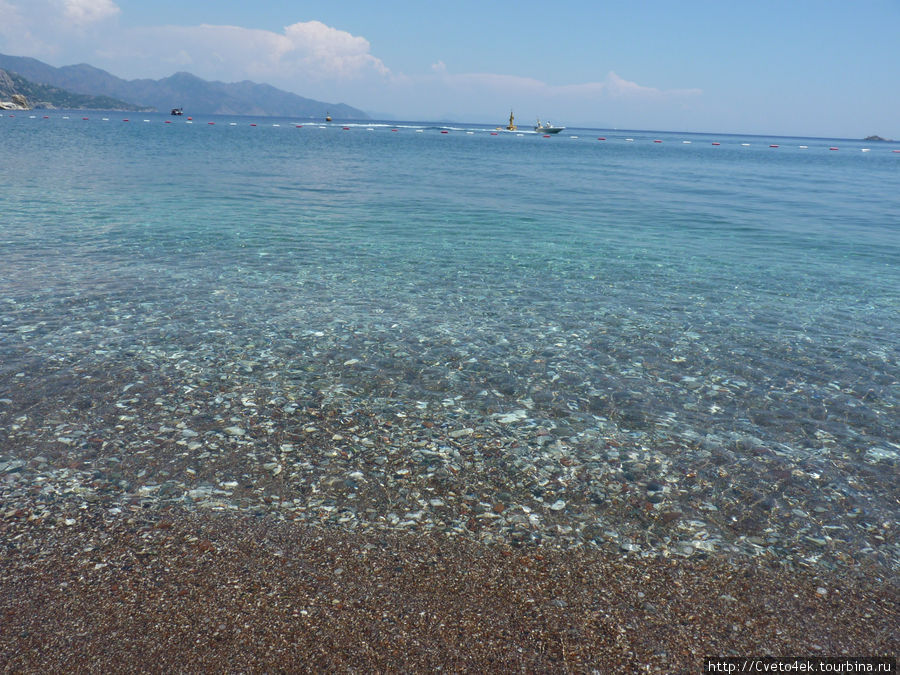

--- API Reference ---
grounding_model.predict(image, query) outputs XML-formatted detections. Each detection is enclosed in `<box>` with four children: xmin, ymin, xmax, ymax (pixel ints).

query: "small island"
<box><xmin>863</xmin><ymin>135</ymin><xmax>892</xmax><ymax>142</ymax></box>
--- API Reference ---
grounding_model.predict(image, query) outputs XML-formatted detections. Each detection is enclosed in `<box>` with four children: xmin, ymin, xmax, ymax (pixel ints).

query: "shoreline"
<box><xmin>1</xmin><ymin>506</ymin><xmax>896</xmax><ymax>672</ymax></box>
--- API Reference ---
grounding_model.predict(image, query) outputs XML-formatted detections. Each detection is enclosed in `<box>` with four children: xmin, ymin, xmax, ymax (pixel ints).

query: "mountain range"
<box><xmin>0</xmin><ymin>53</ymin><xmax>368</xmax><ymax>119</ymax></box>
<box><xmin>0</xmin><ymin>67</ymin><xmax>149</xmax><ymax>111</ymax></box>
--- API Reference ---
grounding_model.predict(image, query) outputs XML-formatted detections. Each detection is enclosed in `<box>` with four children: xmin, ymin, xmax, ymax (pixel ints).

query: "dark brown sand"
<box><xmin>1</xmin><ymin>507</ymin><xmax>896</xmax><ymax>673</ymax></box>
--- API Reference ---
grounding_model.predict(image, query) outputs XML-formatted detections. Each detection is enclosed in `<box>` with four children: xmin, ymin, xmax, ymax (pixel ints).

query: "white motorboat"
<box><xmin>534</xmin><ymin>118</ymin><xmax>565</xmax><ymax>134</ymax></box>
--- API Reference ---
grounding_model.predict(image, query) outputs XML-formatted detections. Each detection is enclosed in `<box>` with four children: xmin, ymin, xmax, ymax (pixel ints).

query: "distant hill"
<box><xmin>0</xmin><ymin>68</ymin><xmax>151</xmax><ymax>111</ymax></box>
<box><xmin>0</xmin><ymin>53</ymin><xmax>368</xmax><ymax>119</ymax></box>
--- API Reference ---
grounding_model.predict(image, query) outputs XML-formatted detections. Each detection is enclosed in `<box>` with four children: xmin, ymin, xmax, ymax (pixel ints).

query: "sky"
<box><xmin>1</xmin><ymin>0</ymin><xmax>898</xmax><ymax>138</ymax></box>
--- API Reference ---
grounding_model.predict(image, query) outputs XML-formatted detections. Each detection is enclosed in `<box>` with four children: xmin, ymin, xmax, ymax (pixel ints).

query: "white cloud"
<box><xmin>86</xmin><ymin>19</ymin><xmax>392</xmax><ymax>95</ymax></box>
<box><xmin>431</xmin><ymin>67</ymin><xmax>700</xmax><ymax>102</ymax></box>
<box><xmin>61</xmin><ymin>0</ymin><xmax>119</xmax><ymax>26</ymax></box>
<box><xmin>281</xmin><ymin>20</ymin><xmax>389</xmax><ymax>78</ymax></box>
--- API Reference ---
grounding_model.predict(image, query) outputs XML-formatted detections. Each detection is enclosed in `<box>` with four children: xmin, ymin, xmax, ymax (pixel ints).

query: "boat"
<box><xmin>496</xmin><ymin>110</ymin><xmax>517</xmax><ymax>131</ymax></box>
<box><xmin>534</xmin><ymin>118</ymin><xmax>565</xmax><ymax>134</ymax></box>
<box><xmin>170</xmin><ymin>107</ymin><xmax>183</xmax><ymax>116</ymax></box>
<box><xmin>325</xmin><ymin>112</ymin><xmax>332</xmax><ymax>122</ymax></box>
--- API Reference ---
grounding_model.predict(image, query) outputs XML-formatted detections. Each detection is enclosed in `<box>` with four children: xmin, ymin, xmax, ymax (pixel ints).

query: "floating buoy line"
<box><xmin>3</xmin><ymin>114</ymin><xmax>897</xmax><ymax>153</ymax></box>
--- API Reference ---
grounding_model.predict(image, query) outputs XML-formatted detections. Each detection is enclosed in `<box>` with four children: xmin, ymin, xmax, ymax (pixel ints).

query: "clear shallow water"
<box><xmin>2</xmin><ymin>113</ymin><xmax>898</xmax><ymax>569</ymax></box>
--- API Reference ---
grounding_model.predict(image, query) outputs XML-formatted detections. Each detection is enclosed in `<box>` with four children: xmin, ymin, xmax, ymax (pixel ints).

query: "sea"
<box><xmin>1</xmin><ymin>112</ymin><xmax>898</xmax><ymax>572</ymax></box>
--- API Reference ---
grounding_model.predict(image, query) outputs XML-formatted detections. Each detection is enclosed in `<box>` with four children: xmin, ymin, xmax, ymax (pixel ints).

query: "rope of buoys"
<box><xmin>11</xmin><ymin>116</ymin><xmax>900</xmax><ymax>154</ymax></box>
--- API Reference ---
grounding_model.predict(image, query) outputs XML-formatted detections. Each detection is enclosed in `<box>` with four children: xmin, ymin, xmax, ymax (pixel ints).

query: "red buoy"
<box><xmin>391</xmin><ymin>128</ymin><xmax>398</xmax><ymax>132</ymax></box>
<box><xmin>653</xmin><ymin>139</ymin><xmax>662</xmax><ymax>143</ymax></box>
<box><xmin>123</xmin><ymin>119</ymin><xmax>129</xmax><ymax>122</ymax></box>
<box><xmin>343</xmin><ymin>126</ymin><xmax>350</xmax><ymax>130</ymax></box>
<box><xmin>598</xmin><ymin>137</ymin><xmax>606</xmax><ymax>141</ymax></box>
<box><xmin>829</xmin><ymin>147</ymin><xmax>838</xmax><ymax>151</ymax></box>
<box><xmin>712</xmin><ymin>142</ymin><xmax>720</xmax><ymax>146</ymax></box>
<box><xmin>82</xmin><ymin>117</ymin><xmax>89</xmax><ymax>120</ymax></box>
<box><xmin>250</xmin><ymin>123</ymin><xmax>257</xmax><ymax>127</ymax></box>
<box><xmin>165</xmin><ymin>120</ymin><xmax>171</xmax><ymax>124</ymax></box>
<box><xmin>770</xmin><ymin>145</ymin><xmax>779</xmax><ymax>148</ymax></box>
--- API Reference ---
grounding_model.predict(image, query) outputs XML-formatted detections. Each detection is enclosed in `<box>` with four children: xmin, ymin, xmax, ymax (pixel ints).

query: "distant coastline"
<box><xmin>0</xmin><ymin>52</ymin><xmax>368</xmax><ymax>119</ymax></box>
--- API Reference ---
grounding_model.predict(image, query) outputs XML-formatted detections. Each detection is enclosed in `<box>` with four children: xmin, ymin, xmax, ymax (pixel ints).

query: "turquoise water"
<box><xmin>2</xmin><ymin>113</ymin><xmax>898</xmax><ymax>569</ymax></box>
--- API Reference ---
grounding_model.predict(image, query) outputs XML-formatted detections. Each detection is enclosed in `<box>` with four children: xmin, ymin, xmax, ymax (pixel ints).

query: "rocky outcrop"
<box><xmin>0</xmin><ymin>69</ymin><xmax>31</xmax><ymax>109</ymax></box>
<box><xmin>0</xmin><ymin>93</ymin><xmax>31</xmax><ymax>110</ymax></box>
<box><xmin>863</xmin><ymin>135</ymin><xmax>891</xmax><ymax>142</ymax></box>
